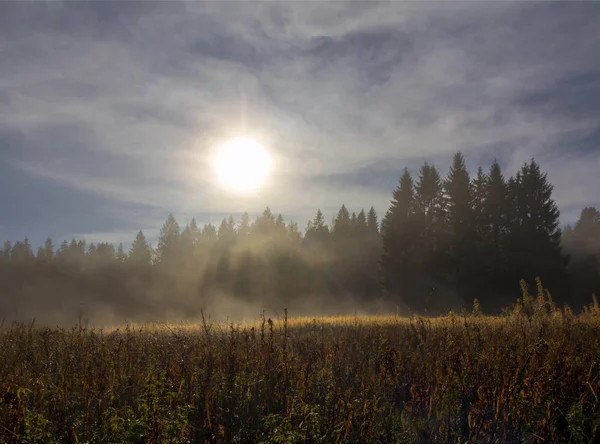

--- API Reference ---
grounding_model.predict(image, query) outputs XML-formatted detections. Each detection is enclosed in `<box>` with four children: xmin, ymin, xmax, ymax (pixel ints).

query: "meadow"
<box><xmin>2</xmin><ymin>282</ymin><xmax>600</xmax><ymax>443</ymax></box>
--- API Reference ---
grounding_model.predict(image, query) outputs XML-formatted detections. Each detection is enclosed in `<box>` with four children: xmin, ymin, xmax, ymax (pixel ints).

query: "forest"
<box><xmin>1</xmin><ymin>152</ymin><xmax>599</xmax><ymax>324</ymax></box>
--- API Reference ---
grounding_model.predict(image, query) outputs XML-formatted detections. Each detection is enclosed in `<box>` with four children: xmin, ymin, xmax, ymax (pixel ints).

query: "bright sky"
<box><xmin>1</xmin><ymin>2</ymin><xmax>599</xmax><ymax>247</ymax></box>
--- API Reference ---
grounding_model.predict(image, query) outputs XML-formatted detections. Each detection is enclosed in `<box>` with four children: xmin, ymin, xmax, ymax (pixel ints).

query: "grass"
<box><xmin>2</xmin><ymin>282</ymin><xmax>600</xmax><ymax>443</ymax></box>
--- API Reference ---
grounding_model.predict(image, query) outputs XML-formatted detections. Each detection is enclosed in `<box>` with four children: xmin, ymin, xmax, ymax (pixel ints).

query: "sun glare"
<box><xmin>213</xmin><ymin>137</ymin><xmax>272</xmax><ymax>193</ymax></box>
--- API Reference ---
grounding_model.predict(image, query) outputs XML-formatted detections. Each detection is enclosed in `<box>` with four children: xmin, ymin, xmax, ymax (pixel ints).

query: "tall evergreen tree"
<box><xmin>202</xmin><ymin>224</ymin><xmax>217</xmax><ymax>243</ymax></box>
<box><xmin>1</xmin><ymin>241</ymin><xmax>12</xmax><ymax>260</ymax></box>
<box><xmin>37</xmin><ymin>237</ymin><xmax>54</xmax><ymax>263</ymax></box>
<box><xmin>116</xmin><ymin>243</ymin><xmax>127</xmax><ymax>263</ymax></box>
<box><xmin>238</xmin><ymin>212</ymin><xmax>251</xmax><ymax>238</ymax></box>
<box><xmin>218</xmin><ymin>217</ymin><xmax>236</xmax><ymax>243</ymax></box>
<box><xmin>367</xmin><ymin>207</ymin><xmax>379</xmax><ymax>235</ymax></box>
<box><xmin>156</xmin><ymin>213</ymin><xmax>181</xmax><ymax>267</ymax></box>
<box><xmin>484</xmin><ymin>160</ymin><xmax>509</xmax><ymax>250</ymax></box>
<box><xmin>332</xmin><ymin>205</ymin><xmax>351</xmax><ymax>241</ymax></box>
<box><xmin>128</xmin><ymin>230</ymin><xmax>152</xmax><ymax>267</ymax></box>
<box><xmin>305</xmin><ymin>209</ymin><xmax>330</xmax><ymax>246</ymax></box>
<box><xmin>472</xmin><ymin>166</ymin><xmax>488</xmax><ymax>238</ymax></box>
<box><xmin>380</xmin><ymin>168</ymin><xmax>424</xmax><ymax>308</ymax></box>
<box><xmin>275</xmin><ymin>214</ymin><xmax>286</xmax><ymax>235</ymax></box>
<box><xmin>255</xmin><ymin>207</ymin><xmax>275</xmax><ymax>236</ymax></box>
<box><xmin>355</xmin><ymin>209</ymin><xmax>368</xmax><ymax>236</ymax></box>
<box><xmin>505</xmin><ymin>160</ymin><xmax>568</xmax><ymax>300</ymax></box>
<box><xmin>443</xmin><ymin>153</ymin><xmax>475</xmax><ymax>304</ymax></box>
<box><xmin>415</xmin><ymin>162</ymin><xmax>444</xmax><ymax>232</ymax></box>
<box><xmin>11</xmin><ymin>238</ymin><xmax>35</xmax><ymax>262</ymax></box>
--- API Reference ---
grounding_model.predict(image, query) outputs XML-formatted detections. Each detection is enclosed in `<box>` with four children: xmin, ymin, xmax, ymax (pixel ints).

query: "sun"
<box><xmin>213</xmin><ymin>137</ymin><xmax>272</xmax><ymax>193</ymax></box>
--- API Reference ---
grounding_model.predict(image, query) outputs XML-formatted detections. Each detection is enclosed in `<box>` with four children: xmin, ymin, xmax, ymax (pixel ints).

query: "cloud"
<box><xmin>1</xmin><ymin>1</ymin><xmax>599</xmax><ymax>245</ymax></box>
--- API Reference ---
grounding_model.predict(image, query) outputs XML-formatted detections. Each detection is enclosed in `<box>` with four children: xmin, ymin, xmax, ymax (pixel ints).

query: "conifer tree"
<box><xmin>116</xmin><ymin>243</ymin><xmax>127</xmax><ymax>263</ymax></box>
<box><xmin>128</xmin><ymin>230</ymin><xmax>152</xmax><ymax>267</ymax></box>
<box><xmin>202</xmin><ymin>224</ymin><xmax>217</xmax><ymax>243</ymax></box>
<box><xmin>472</xmin><ymin>166</ymin><xmax>488</xmax><ymax>238</ymax></box>
<box><xmin>2</xmin><ymin>241</ymin><xmax>11</xmax><ymax>260</ymax></box>
<box><xmin>505</xmin><ymin>160</ymin><xmax>568</xmax><ymax>300</ymax></box>
<box><xmin>37</xmin><ymin>237</ymin><xmax>54</xmax><ymax>263</ymax></box>
<box><xmin>238</xmin><ymin>212</ymin><xmax>251</xmax><ymax>238</ymax></box>
<box><xmin>415</xmin><ymin>162</ymin><xmax>444</xmax><ymax>232</ymax></box>
<box><xmin>380</xmin><ymin>168</ymin><xmax>423</xmax><ymax>307</ymax></box>
<box><xmin>305</xmin><ymin>209</ymin><xmax>330</xmax><ymax>246</ymax></box>
<box><xmin>367</xmin><ymin>207</ymin><xmax>379</xmax><ymax>235</ymax></box>
<box><xmin>355</xmin><ymin>209</ymin><xmax>368</xmax><ymax>236</ymax></box>
<box><xmin>275</xmin><ymin>214</ymin><xmax>286</xmax><ymax>235</ymax></box>
<box><xmin>333</xmin><ymin>205</ymin><xmax>351</xmax><ymax>241</ymax></box>
<box><xmin>218</xmin><ymin>217</ymin><xmax>236</xmax><ymax>243</ymax></box>
<box><xmin>484</xmin><ymin>160</ymin><xmax>509</xmax><ymax>250</ymax></box>
<box><xmin>443</xmin><ymin>152</ymin><xmax>475</xmax><ymax>303</ymax></box>
<box><xmin>156</xmin><ymin>213</ymin><xmax>181</xmax><ymax>267</ymax></box>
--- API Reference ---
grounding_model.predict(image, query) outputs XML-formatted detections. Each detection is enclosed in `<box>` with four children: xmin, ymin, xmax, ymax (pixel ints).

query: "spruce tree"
<box><xmin>128</xmin><ymin>230</ymin><xmax>152</xmax><ymax>267</ymax></box>
<box><xmin>415</xmin><ymin>162</ymin><xmax>444</xmax><ymax>232</ymax></box>
<box><xmin>472</xmin><ymin>166</ymin><xmax>488</xmax><ymax>238</ymax></box>
<box><xmin>443</xmin><ymin>152</ymin><xmax>475</xmax><ymax>304</ymax></box>
<box><xmin>305</xmin><ymin>209</ymin><xmax>330</xmax><ymax>246</ymax></box>
<box><xmin>367</xmin><ymin>207</ymin><xmax>379</xmax><ymax>235</ymax></box>
<box><xmin>116</xmin><ymin>243</ymin><xmax>127</xmax><ymax>263</ymax></box>
<box><xmin>505</xmin><ymin>160</ymin><xmax>568</xmax><ymax>300</ymax></box>
<box><xmin>380</xmin><ymin>168</ymin><xmax>423</xmax><ymax>308</ymax></box>
<box><xmin>355</xmin><ymin>209</ymin><xmax>368</xmax><ymax>236</ymax></box>
<box><xmin>275</xmin><ymin>214</ymin><xmax>286</xmax><ymax>235</ymax></box>
<box><xmin>333</xmin><ymin>205</ymin><xmax>351</xmax><ymax>241</ymax></box>
<box><xmin>2</xmin><ymin>241</ymin><xmax>11</xmax><ymax>260</ymax></box>
<box><xmin>238</xmin><ymin>212</ymin><xmax>251</xmax><ymax>238</ymax></box>
<box><xmin>37</xmin><ymin>237</ymin><xmax>54</xmax><ymax>263</ymax></box>
<box><xmin>414</xmin><ymin>162</ymin><xmax>445</xmax><ymax>307</ymax></box>
<box><xmin>484</xmin><ymin>160</ymin><xmax>509</xmax><ymax>250</ymax></box>
<box><xmin>156</xmin><ymin>213</ymin><xmax>181</xmax><ymax>267</ymax></box>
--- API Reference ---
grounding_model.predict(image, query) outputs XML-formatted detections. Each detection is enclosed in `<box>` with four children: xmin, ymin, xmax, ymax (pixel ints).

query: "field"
<box><xmin>2</xmin><ymin>290</ymin><xmax>600</xmax><ymax>443</ymax></box>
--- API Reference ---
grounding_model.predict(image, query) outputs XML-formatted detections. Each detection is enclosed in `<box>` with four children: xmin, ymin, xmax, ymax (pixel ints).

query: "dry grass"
<box><xmin>2</xmin><ymin>283</ymin><xmax>600</xmax><ymax>443</ymax></box>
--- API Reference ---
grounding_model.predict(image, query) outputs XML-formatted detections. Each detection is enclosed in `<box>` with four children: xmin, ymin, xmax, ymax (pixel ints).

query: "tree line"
<box><xmin>1</xmin><ymin>152</ymin><xmax>599</xmax><ymax>323</ymax></box>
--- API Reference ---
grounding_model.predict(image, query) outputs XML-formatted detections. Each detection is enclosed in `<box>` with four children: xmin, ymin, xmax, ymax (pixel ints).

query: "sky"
<box><xmin>1</xmin><ymin>2</ymin><xmax>599</xmax><ymax>248</ymax></box>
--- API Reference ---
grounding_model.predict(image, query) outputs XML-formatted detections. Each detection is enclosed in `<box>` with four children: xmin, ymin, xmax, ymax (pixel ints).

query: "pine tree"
<box><xmin>305</xmin><ymin>209</ymin><xmax>330</xmax><ymax>246</ymax></box>
<box><xmin>415</xmin><ymin>162</ymin><xmax>444</xmax><ymax>232</ymax></box>
<box><xmin>11</xmin><ymin>238</ymin><xmax>35</xmax><ymax>262</ymax></box>
<box><xmin>156</xmin><ymin>213</ymin><xmax>181</xmax><ymax>267</ymax></box>
<box><xmin>275</xmin><ymin>214</ymin><xmax>286</xmax><ymax>235</ymax></box>
<box><xmin>505</xmin><ymin>160</ymin><xmax>568</xmax><ymax>301</ymax></box>
<box><xmin>485</xmin><ymin>160</ymin><xmax>509</xmax><ymax>250</ymax></box>
<box><xmin>380</xmin><ymin>168</ymin><xmax>424</xmax><ymax>307</ymax></box>
<box><xmin>116</xmin><ymin>243</ymin><xmax>127</xmax><ymax>263</ymax></box>
<box><xmin>333</xmin><ymin>205</ymin><xmax>351</xmax><ymax>241</ymax></box>
<box><xmin>128</xmin><ymin>230</ymin><xmax>152</xmax><ymax>267</ymax></box>
<box><xmin>443</xmin><ymin>152</ymin><xmax>475</xmax><ymax>304</ymax></box>
<box><xmin>189</xmin><ymin>218</ymin><xmax>201</xmax><ymax>245</ymax></box>
<box><xmin>355</xmin><ymin>209</ymin><xmax>368</xmax><ymax>236</ymax></box>
<box><xmin>255</xmin><ymin>207</ymin><xmax>275</xmax><ymax>236</ymax></box>
<box><xmin>2</xmin><ymin>241</ymin><xmax>12</xmax><ymax>260</ymax></box>
<box><xmin>37</xmin><ymin>237</ymin><xmax>54</xmax><ymax>263</ymax></box>
<box><xmin>218</xmin><ymin>217</ymin><xmax>236</xmax><ymax>243</ymax></box>
<box><xmin>238</xmin><ymin>212</ymin><xmax>251</xmax><ymax>238</ymax></box>
<box><xmin>286</xmin><ymin>221</ymin><xmax>302</xmax><ymax>243</ymax></box>
<box><xmin>472</xmin><ymin>166</ymin><xmax>488</xmax><ymax>238</ymax></box>
<box><xmin>96</xmin><ymin>243</ymin><xmax>116</xmax><ymax>262</ymax></box>
<box><xmin>413</xmin><ymin>162</ymin><xmax>446</xmax><ymax>307</ymax></box>
<box><xmin>367</xmin><ymin>207</ymin><xmax>379</xmax><ymax>235</ymax></box>
<box><xmin>445</xmin><ymin>153</ymin><xmax>473</xmax><ymax>235</ymax></box>
<box><xmin>202</xmin><ymin>224</ymin><xmax>217</xmax><ymax>243</ymax></box>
